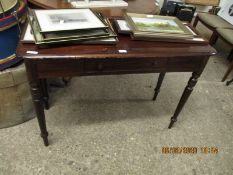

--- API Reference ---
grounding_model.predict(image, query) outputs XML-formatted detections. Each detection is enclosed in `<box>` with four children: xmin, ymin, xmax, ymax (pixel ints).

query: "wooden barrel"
<box><xmin>0</xmin><ymin>0</ymin><xmax>27</xmax><ymax>71</ymax></box>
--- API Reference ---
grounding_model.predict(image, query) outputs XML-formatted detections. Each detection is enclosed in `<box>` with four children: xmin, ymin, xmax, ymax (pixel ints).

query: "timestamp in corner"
<box><xmin>161</xmin><ymin>147</ymin><xmax>219</xmax><ymax>155</ymax></box>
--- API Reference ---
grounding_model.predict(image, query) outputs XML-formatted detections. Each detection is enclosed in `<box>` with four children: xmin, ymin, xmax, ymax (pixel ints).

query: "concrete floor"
<box><xmin>0</xmin><ymin>24</ymin><xmax>233</xmax><ymax>175</ymax></box>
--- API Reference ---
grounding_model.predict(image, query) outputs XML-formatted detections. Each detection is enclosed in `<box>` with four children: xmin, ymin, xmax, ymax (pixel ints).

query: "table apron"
<box><xmin>35</xmin><ymin>56</ymin><xmax>204</xmax><ymax>78</ymax></box>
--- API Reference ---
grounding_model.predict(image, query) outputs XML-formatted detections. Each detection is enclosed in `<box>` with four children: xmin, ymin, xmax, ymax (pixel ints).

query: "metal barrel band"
<box><xmin>0</xmin><ymin>57</ymin><xmax>23</xmax><ymax>71</ymax></box>
<box><xmin>0</xmin><ymin>54</ymin><xmax>17</xmax><ymax>65</ymax></box>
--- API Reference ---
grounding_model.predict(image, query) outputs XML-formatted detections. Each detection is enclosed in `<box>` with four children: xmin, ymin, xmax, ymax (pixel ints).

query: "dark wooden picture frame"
<box><xmin>114</xmin><ymin>19</ymin><xmax>132</xmax><ymax>34</ymax></box>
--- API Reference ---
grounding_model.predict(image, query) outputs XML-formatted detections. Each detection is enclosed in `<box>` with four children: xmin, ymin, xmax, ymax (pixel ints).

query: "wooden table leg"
<box><xmin>209</xmin><ymin>30</ymin><xmax>218</xmax><ymax>46</ymax></box>
<box><xmin>193</xmin><ymin>16</ymin><xmax>199</xmax><ymax>28</ymax></box>
<box><xmin>40</xmin><ymin>79</ymin><xmax>49</xmax><ymax>110</ymax></box>
<box><xmin>222</xmin><ymin>53</ymin><xmax>233</xmax><ymax>82</ymax></box>
<box><xmin>62</xmin><ymin>77</ymin><xmax>72</xmax><ymax>86</ymax></box>
<box><xmin>25</xmin><ymin>61</ymin><xmax>49</xmax><ymax>146</ymax></box>
<box><xmin>168</xmin><ymin>72</ymin><xmax>200</xmax><ymax>129</ymax></box>
<box><xmin>153</xmin><ymin>73</ymin><xmax>165</xmax><ymax>101</ymax></box>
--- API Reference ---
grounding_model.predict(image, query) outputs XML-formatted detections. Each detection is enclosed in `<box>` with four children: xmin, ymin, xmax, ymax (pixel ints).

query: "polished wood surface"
<box><xmin>28</xmin><ymin>0</ymin><xmax>158</xmax><ymax>17</ymax></box>
<box><xmin>28</xmin><ymin>0</ymin><xmax>73</xmax><ymax>9</ymax></box>
<box><xmin>18</xmin><ymin>32</ymin><xmax>215</xmax><ymax>79</ymax></box>
<box><xmin>18</xmin><ymin>38</ymin><xmax>215</xmax><ymax>59</ymax></box>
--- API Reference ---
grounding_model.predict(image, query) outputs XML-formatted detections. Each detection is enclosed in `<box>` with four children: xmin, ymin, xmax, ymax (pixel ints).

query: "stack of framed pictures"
<box><xmin>124</xmin><ymin>13</ymin><xmax>198</xmax><ymax>42</ymax></box>
<box><xmin>23</xmin><ymin>8</ymin><xmax>118</xmax><ymax>46</ymax></box>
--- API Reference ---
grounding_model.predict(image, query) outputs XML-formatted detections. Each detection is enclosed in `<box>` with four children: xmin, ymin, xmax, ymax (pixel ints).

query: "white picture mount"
<box><xmin>218</xmin><ymin>0</ymin><xmax>233</xmax><ymax>25</ymax></box>
<box><xmin>68</xmin><ymin>0</ymin><xmax>128</xmax><ymax>8</ymax></box>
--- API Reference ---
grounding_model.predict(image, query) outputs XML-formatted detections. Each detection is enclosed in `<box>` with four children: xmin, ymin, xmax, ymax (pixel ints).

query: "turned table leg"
<box><xmin>31</xmin><ymin>81</ymin><xmax>49</xmax><ymax>146</ymax></box>
<box><xmin>25</xmin><ymin>61</ymin><xmax>49</xmax><ymax>146</ymax></box>
<box><xmin>168</xmin><ymin>72</ymin><xmax>200</xmax><ymax>129</ymax></box>
<box><xmin>153</xmin><ymin>73</ymin><xmax>165</xmax><ymax>101</ymax></box>
<box><xmin>40</xmin><ymin>79</ymin><xmax>49</xmax><ymax>110</ymax></box>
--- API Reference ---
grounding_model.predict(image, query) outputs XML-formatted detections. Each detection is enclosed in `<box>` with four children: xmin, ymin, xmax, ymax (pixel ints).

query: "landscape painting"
<box><xmin>132</xmin><ymin>17</ymin><xmax>184</xmax><ymax>34</ymax></box>
<box><xmin>48</xmin><ymin>13</ymin><xmax>88</xmax><ymax>25</ymax></box>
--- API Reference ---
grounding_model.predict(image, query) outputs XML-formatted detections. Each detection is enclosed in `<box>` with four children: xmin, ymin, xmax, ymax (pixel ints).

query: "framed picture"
<box><xmin>21</xmin><ymin>23</ymin><xmax>118</xmax><ymax>45</ymax></box>
<box><xmin>21</xmin><ymin>23</ymin><xmax>34</xmax><ymax>43</ymax></box>
<box><xmin>27</xmin><ymin>10</ymin><xmax>117</xmax><ymax>46</ymax></box>
<box><xmin>125</xmin><ymin>13</ymin><xmax>193</xmax><ymax>36</ymax></box>
<box><xmin>218</xmin><ymin>0</ymin><xmax>233</xmax><ymax>25</ymax></box>
<box><xmin>33</xmin><ymin>9</ymin><xmax>108</xmax><ymax>33</ymax></box>
<box><xmin>114</xmin><ymin>19</ymin><xmax>132</xmax><ymax>34</ymax></box>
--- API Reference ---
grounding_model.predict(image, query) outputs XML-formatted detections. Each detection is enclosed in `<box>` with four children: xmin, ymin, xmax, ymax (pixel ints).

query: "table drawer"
<box><xmin>166</xmin><ymin>57</ymin><xmax>202</xmax><ymax>72</ymax></box>
<box><xmin>84</xmin><ymin>58</ymin><xmax>167</xmax><ymax>74</ymax></box>
<box><xmin>37</xmin><ymin>59</ymin><xmax>84</xmax><ymax>78</ymax></box>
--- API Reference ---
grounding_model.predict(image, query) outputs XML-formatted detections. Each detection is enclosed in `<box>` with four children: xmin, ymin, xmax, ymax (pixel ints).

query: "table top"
<box><xmin>20</xmin><ymin>0</ymin><xmax>216</xmax><ymax>60</ymax></box>
<box><xmin>17</xmin><ymin>33</ymin><xmax>216</xmax><ymax>60</ymax></box>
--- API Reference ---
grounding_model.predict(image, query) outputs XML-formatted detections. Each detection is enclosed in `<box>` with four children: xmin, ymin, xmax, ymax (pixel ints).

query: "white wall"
<box><xmin>158</xmin><ymin>0</ymin><xmax>164</xmax><ymax>8</ymax></box>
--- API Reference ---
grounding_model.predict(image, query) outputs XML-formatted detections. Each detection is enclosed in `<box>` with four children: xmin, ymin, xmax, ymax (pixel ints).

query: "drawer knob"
<box><xmin>153</xmin><ymin>61</ymin><xmax>158</xmax><ymax>66</ymax></box>
<box><xmin>97</xmin><ymin>63</ymin><xmax>104</xmax><ymax>70</ymax></box>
